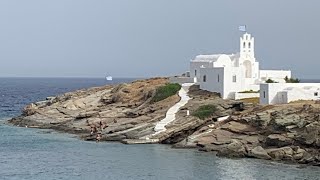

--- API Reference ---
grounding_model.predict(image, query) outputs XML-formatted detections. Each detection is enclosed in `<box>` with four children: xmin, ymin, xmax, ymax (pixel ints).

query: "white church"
<box><xmin>190</xmin><ymin>32</ymin><xmax>291</xmax><ymax>99</ymax></box>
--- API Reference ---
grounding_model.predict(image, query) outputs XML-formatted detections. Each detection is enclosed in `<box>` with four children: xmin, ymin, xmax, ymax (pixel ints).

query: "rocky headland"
<box><xmin>8</xmin><ymin>77</ymin><xmax>320</xmax><ymax>166</ymax></box>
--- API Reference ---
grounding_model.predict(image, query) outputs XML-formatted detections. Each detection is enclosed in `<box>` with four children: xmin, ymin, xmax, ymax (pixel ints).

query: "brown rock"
<box><xmin>299</xmin><ymin>152</ymin><xmax>315</xmax><ymax>164</ymax></box>
<box><xmin>267</xmin><ymin>147</ymin><xmax>294</xmax><ymax>160</ymax></box>
<box><xmin>248</xmin><ymin>146</ymin><xmax>271</xmax><ymax>160</ymax></box>
<box><xmin>296</xmin><ymin>122</ymin><xmax>320</xmax><ymax>147</ymax></box>
<box><xmin>293</xmin><ymin>147</ymin><xmax>306</xmax><ymax>160</ymax></box>
<box><xmin>221</xmin><ymin>121</ymin><xmax>256</xmax><ymax>134</ymax></box>
<box><xmin>265</xmin><ymin>134</ymin><xmax>293</xmax><ymax>147</ymax></box>
<box><xmin>251</xmin><ymin>112</ymin><xmax>271</xmax><ymax>127</ymax></box>
<box><xmin>217</xmin><ymin>140</ymin><xmax>247</xmax><ymax>158</ymax></box>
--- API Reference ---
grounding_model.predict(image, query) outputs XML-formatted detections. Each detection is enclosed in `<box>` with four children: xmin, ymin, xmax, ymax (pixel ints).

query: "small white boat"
<box><xmin>106</xmin><ymin>76</ymin><xmax>113</xmax><ymax>81</ymax></box>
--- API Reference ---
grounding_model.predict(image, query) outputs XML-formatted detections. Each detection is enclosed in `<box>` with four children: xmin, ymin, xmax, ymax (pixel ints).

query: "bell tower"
<box><xmin>240</xmin><ymin>33</ymin><xmax>255</xmax><ymax>60</ymax></box>
<box><xmin>238</xmin><ymin>32</ymin><xmax>259</xmax><ymax>79</ymax></box>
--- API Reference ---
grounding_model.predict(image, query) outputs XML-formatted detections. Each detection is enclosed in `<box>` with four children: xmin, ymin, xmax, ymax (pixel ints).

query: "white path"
<box><xmin>152</xmin><ymin>83</ymin><xmax>194</xmax><ymax>136</ymax></box>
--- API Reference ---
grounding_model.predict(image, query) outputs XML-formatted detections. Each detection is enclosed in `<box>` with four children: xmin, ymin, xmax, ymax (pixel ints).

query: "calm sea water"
<box><xmin>0</xmin><ymin>77</ymin><xmax>319</xmax><ymax>180</ymax></box>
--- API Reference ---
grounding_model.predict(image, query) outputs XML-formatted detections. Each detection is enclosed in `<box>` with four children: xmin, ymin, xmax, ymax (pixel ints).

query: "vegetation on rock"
<box><xmin>284</xmin><ymin>76</ymin><xmax>300</xmax><ymax>83</ymax></box>
<box><xmin>192</xmin><ymin>104</ymin><xmax>217</xmax><ymax>119</ymax></box>
<box><xmin>240</xmin><ymin>97</ymin><xmax>259</xmax><ymax>104</ymax></box>
<box><xmin>151</xmin><ymin>83</ymin><xmax>181</xmax><ymax>103</ymax></box>
<box><xmin>265</xmin><ymin>79</ymin><xmax>278</xmax><ymax>83</ymax></box>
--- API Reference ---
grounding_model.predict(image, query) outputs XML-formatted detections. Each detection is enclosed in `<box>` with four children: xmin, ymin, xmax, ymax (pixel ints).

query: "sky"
<box><xmin>0</xmin><ymin>0</ymin><xmax>319</xmax><ymax>78</ymax></box>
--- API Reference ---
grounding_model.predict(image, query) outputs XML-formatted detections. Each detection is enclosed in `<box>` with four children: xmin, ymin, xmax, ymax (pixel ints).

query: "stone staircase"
<box><xmin>124</xmin><ymin>83</ymin><xmax>194</xmax><ymax>144</ymax></box>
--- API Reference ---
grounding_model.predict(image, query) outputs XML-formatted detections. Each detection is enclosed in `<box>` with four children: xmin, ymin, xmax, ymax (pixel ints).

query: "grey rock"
<box><xmin>217</xmin><ymin>140</ymin><xmax>247</xmax><ymax>158</ymax></box>
<box><xmin>265</xmin><ymin>134</ymin><xmax>293</xmax><ymax>147</ymax></box>
<box><xmin>267</xmin><ymin>147</ymin><xmax>294</xmax><ymax>160</ymax></box>
<box><xmin>248</xmin><ymin>146</ymin><xmax>271</xmax><ymax>160</ymax></box>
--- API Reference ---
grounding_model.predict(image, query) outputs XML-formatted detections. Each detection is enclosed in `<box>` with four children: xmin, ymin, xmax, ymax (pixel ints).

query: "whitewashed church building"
<box><xmin>190</xmin><ymin>32</ymin><xmax>291</xmax><ymax>99</ymax></box>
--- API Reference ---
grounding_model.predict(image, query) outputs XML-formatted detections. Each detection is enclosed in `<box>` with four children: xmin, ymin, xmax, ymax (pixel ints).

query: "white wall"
<box><xmin>213</xmin><ymin>55</ymin><xmax>232</xmax><ymax>67</ymax></box>
<box><xmin>252</xmin><ymin>61</ymin><xmax>259</xmax><ymax>79</ymax></box>
<box><xmin>199</xmin><ymin>67</ymin><xmax>224</xmax><ymax>98</ymax></box>
<box><xmin>260</xmin><ymin>83</ymin><xmax>320</xmax><ymax>104</ymax></box>
<box><xmin>240</xmin><ymin>33</ymin><xmax>255</xmax><ymax>59</ymax></box>
<box><xmin>223</xmin><ymin>66</ymin><xmax>245</xmax><ymax>99</ymax></box>
<box><xmin>169</xmin><ymin>77</ymin><xmax>194</xmax><ymax>84</ymax></box>
<box><xmin>260</xmin><ymin>70</ymin><xmax>291</xmax><ymax>83</ymax></box>
<box><xmin>199</xmin><ymin>65</ymin><xmax>260</xmax><ymax>99</ymax></box>
<box><xmin>244</xmin><ymin>78</ymin><xmax>260</xmax><ymax>91</ymax></box>
<box><xmin>235</xmin><ymin>92</ymin><xmax>260</xmax><ymax>100</ymax></box>
<box><xmin>286</xmin><ymin>87</ymin><xmax>320</xmax><ymax>103</ymax></box>
<box><xmin>190</xmin><ymin>61</ymin><xmax>213</xmax><ymax>82</ymax></box>
<box><xmin>260</xmin><ymin>84</ymin><xmax>270</xmax><ymax>104</ymax></box>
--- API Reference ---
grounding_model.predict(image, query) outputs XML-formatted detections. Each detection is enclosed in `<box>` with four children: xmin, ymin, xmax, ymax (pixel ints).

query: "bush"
<box><xmin>151</xmin><ymin>83</ymin><xmax>181</xmax><ymax>103</ymax></box>
<box><xmin>192</xmin><ymin>105</ymin><xmax>217</xmax><ymax>120</ymax></box>
<box><xmin>239</xmin><ymin>90</ymin><xmax>259</xmax><ymax>93</ymax></box>
<box><xmin>284</xmin><ymin>76</ymin><xmax>300</xmax><ymax>83</ymax></box>
<box><xmin>265</xmin><ymin>79</ymin><xmax>278</xmax><ymax>83</ymax></box>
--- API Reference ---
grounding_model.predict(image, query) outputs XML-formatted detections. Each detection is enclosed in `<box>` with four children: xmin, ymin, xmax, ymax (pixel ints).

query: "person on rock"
<box><xmin>89</xmin><ymin>125</ymin><xmax>98</xmax><ymax>138</ymax></box>
<box><xmin>96</xmin><ymin>133</ymin><xmax>102</xmax><ymax>143</ymax></box>
<box><xmin>90</xmin><ymin>128</ymin><xmax>94</xmax><ymax>136</ymax></box>
<box><xmin>101</xmin><ymin>122</ymin><xmax>108</xmax><ymax>130</ymax></box>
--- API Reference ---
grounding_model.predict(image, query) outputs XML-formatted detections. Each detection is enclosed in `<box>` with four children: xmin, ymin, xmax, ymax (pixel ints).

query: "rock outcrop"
<box><xmin>8</xmin><ymin>78</ymin><xmax>320</xmax><ymax>166</ymax></box>
<box><xmin>248</xmin><ymin>146</ymin><xmax>271</xmax><ymax>160</ymax></box>
<box><xmin>181</xmin><ymin>101</ymin><xmax>320</xmax><ymax>166</ymax></box>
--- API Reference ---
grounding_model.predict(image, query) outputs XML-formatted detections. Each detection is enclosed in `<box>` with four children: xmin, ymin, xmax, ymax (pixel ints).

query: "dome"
<box><xmin>193</xmin><ymin>54</ymin><xmax>223</xmax><ymax>62</ymax></box>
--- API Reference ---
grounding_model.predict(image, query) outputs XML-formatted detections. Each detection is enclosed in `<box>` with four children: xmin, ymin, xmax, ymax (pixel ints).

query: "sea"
<box><xmin>0</xmin><ymin>77</ymin><xmax>319</xmax><ymax>180</ymax></box>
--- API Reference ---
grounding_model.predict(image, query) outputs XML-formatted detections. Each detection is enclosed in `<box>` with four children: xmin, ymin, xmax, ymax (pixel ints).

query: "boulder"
<box><xmin>299</xmin><ymin>152</ymin><xmax>315</xmax><ymax>164</ymax></box>
<box><xmin>76</xmin><ymin>111</ymin><xmax>99</xmax><ymax>119</ymax></box>
<box><xmin>251</xmin><ymin>113</ymin><xmax>271</xmax><ymax>127</ymax></box>
<box><xmin>34</xmin><ymin>100</ymin><xmax>48</xmax><ymax>107</ymax></box>
<box><xmin>265</xmin><ymin>134</ymin><xmax>293</xmax><ymax>147</ymax></box>
<box><xmin>272</xmin><ymin>114</ymin><xmax>302</xmax><ymax>130</ymax></box>
<box><xmin>217</xmin><ymin>139</ymin><xmax>247</xmax><ymax>158</ymax></box>
<box><xmin>22</xmin><ymin>103</ymin><xmax>37</xmax><ymax>116</ymax></box>
<box><xmin>248</xmin><ymin>146</ymin><xmax>271</xmax><ymax>160</ymax></box>
<box><xmin>302</xmin><ymin>104</ymin><xmax>312</xmax><ymax>111</ymax></box>
<box><xmin>293</xmin><ymin>147</ymin><xmax>306</xmax><ymax>160</ymax></box>
<box><xmin>63</xmin><ymin>101</ymin><xmax>78</xmax><ymax>110</ymax></box>
<box><xmin>211</xmin><ymin>129</ymin><xmax>234</xmax><ymax>145</ymax></box>
<box><xmin>295</xmin><ymin>122</ymin><xmax>320</xmax><ymax>147</ymax></box>
<box><xmin>267</xmin><ymin>147</ymin><xmax>294</xmax><ymax>160</ymax></box>
<box><xmin>221</xmin><ymin>121</ymin><xmax>255</xmax><ymax>134</ymax></box>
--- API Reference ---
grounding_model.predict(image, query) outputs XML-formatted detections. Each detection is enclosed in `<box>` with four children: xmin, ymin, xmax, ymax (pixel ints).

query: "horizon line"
<box><xmin>0</xmin><ymin>76</ymin><xmax>148</xmax><ymax>79</ymax></box>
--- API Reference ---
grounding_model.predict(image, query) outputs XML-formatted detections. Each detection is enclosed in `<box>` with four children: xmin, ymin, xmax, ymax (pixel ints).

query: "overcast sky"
<box><xmin>0</xmin><ymin>0</ymin><xmax>319</xmax><ymax>78</ymax></box>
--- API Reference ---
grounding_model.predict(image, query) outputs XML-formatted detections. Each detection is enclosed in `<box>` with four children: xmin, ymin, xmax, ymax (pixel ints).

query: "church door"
<box><xmin>243</xmin><ymin>60</ymin><xmax>252</xmax><ymax>78</ymax></box>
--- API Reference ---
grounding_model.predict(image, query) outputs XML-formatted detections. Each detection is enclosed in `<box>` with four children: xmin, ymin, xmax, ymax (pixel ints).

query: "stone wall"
<box><xmin>235</xmin><ymin>92</ymin><xmax>259</xmax><ymax>100</ymax></box>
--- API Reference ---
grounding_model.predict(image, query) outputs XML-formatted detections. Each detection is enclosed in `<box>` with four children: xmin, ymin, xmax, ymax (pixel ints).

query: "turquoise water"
<box><xmin>0</xmin><ymin>78</ymin><xmax>320</xmax><ymax>180</ymax></box>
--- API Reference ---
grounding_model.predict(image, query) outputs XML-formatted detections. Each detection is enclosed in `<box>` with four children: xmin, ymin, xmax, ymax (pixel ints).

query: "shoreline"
<box><xmin>6</xmin><ymin>77</ymin><xmax>320</xmax><ymax>167</ymax></box>
<box><xmin>4</xmin><ymin>118</ymin><xmax>317</xmax><ymax>169</ymax></box>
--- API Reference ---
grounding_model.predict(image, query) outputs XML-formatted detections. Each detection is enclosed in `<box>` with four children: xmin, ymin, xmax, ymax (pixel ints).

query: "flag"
<box><xmin>238</xmin><ymin>25</ymin><xmax>246</xmax><ymax>32</ymax></box>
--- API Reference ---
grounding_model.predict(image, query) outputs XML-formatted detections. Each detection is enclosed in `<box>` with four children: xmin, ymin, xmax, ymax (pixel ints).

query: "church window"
<box><xmin>246</xmin><ymin>35</ymin><xmax>248</xmax><ymax>40</ymax></box>
<box><xmin>248</xmin><ymin>42</ymin><xmax>251</xmax><ymax>48</ymax></box>
<box><xmin>232</xmin><ymin>75</ymin><xmax>236</xmax><ymax>82</ymax></box>
<box><xmin>314</xmin><ymin>92</ymin><xmax>318</xmax><ymax>96</ymax></box>
<box><xmin>218</xmin><ymin>74</ymin><xmax>220</xmax><ymax>82</ymax></box>
<box><xmin>203</xmin><ymin>75</ymin><xmax>206</xmax><ymax>82</ymax></box>
<box><xmin>195</xmin><ymin>70</ymin><xmax>197</xmax><ymax>76</ymax></box>
<box><xmin>243</xmin><ymin>42</ymin><xmax>246</xmax><ymax>48</ymax></box>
